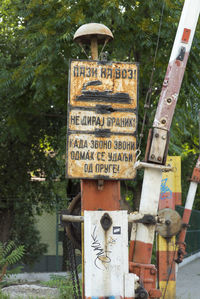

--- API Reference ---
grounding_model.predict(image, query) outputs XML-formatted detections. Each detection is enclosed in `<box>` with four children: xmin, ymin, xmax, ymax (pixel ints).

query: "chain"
<box><xmin>66</xmin><ymin>231</ymin><xmax>82</xmax><ymax>299</ymax></box>
<box><xmin>71</xmin><ymin>239</ymin><xmax>82</xmax><ymax>299</ymax></box>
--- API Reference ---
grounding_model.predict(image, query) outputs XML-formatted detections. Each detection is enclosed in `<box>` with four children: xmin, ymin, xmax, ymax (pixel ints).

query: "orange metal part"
<box><xmin>131</xmin><ymin>241</ymin><xmax>153</xmax><ymax>264</ymax></box>
<box><xmin>181</xmin><ymin>28</ymin><xmax>191</xmax><ymax>43</ymax></box>
<box><xmin>81</xmin><ymin>180</ymin><xmax>121</xmax><ymax>211</ymax></box>
<box><xmin>129</xmin><ymin>262</ymin><xmax>162</xmax><ymax>298</ymax></box>
<box><xmin>191</xmin><ymin>167</ymin><xmax>200</xmax><ymax>183</ymax></box>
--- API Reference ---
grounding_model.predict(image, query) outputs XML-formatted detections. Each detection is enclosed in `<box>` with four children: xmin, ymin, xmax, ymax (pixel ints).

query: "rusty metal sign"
<box><xmin>66</xmin><ymin>59</ymin><xmax>138</xmax><ymax>180</ymax></box>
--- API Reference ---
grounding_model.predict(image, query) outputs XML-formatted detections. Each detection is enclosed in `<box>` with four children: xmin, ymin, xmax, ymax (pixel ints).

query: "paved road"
<box><xmin>176</xmin><ymin>258</ymin><xmax>200</xmax><ymax>299</ymax></box>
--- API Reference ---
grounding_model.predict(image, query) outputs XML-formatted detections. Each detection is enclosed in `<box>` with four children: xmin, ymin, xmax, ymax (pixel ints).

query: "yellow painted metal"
<box><xmin>157</xmin><ymin>232</ymin><xmax>177</xmax><ymax>251</ymax></box>
<box><xmin>67</xmin><ymin>134</ymin><xmax>136</xmax><ymax>179</ymax></box>
<box><xmin>69</xmin><ymin>60</ymin><xmax>138</xmax><ymax>109</ymax></box>
<box><xmin>157</xmin><ymin>156</ymin><xmax>181</xmax><ymax>299</ymax></box>
<box><xmin>159</xmin><ymin>280</ymin><xmax>176</xmax><ymax>298</ymax></box>
<box><xmin>165</xmin><ymin>156</ymin><xmax>181</xmax><ymax>193</ymax></box>
<box><xmin>66</xmin><ymin>59</ymin><xmax>138</xmax><ymax>180</ymax></box>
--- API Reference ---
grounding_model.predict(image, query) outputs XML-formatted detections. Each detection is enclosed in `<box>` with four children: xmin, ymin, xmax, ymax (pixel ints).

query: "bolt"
<box><xmin>162</xmin><ymin>135</ymin><xmax>166</xmax><ymax>140</ymax></box>
<box><xmin>167</xmin><ymin>97</ymin><xmax>172</xmax><ymax>104</ymax></box>
<box><xmin>161</xmin><ymin>119</ymin><xmax>166</xmax><ymax>124</ymax></box>
<box><xmin>155</xmin><ymin>133</ymin><xmax>159</xmax><ymax>138</ymax></box>
<box><xmin>165</xmin><ymin>219</ymin><xmax>171</xmax><ymax>226</ymax></box>
<box><xmin>163</xmin><ymin>80</ymin><xmax>168</xmax><ymax>87</ymax></box>
<box><xmin>157</xmin><ymin>156</ymin><xmax>162</xmax><ymax>162</ymax></box>
<box><xmin>151</xmin><ymin>154</ymin><xmax>155</xmax><ymax>159</ymax></box>
<box><xmin>150</xmin><ymin>268</ymin><xmax>156</xmax><ymax>275</ymax></box>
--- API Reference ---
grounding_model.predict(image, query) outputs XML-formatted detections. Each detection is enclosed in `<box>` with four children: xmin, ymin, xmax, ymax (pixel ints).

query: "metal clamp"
<box><xmin>61</xmin><ymin>212</ymin><xmax>165</xmax><ymax>225</ymax></box>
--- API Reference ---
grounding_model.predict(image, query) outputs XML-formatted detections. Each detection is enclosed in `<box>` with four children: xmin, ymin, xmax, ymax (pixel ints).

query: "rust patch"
<box><xmin>153</xmin><ymin>52</ymin><xmax>189</xmax><ymax>131</ymax></box>
<box><xmin>66</xmin><ymin>59</ymin><xmax>138</xmax><ymax>180</ymax></box>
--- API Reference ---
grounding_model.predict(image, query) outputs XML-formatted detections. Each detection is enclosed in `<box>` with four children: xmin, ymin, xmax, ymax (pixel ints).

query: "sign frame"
<box><xmin>66</xmin><ymin>59</ymin><xmax>139</xmax><ymax>180</ymax></box>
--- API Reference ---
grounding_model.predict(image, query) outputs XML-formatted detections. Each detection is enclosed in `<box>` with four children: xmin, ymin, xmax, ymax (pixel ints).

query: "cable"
<box><xmin>162</xmin><ymin>240</ymin><xmax>178</xmax><ymax>299</ymax></box>
<box><xmin>138</xmin><ymin>0</ymin><xmax>165</xmax><ymax>151</ymax></box>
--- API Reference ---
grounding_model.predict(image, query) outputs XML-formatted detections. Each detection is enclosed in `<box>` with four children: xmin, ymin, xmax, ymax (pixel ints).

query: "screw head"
<box><xmin>155</xmin><ymin>133</ymin><xmax>159</xmax><ymax>138</ymax></box>
<box><xmin>165</xmin><ymin>219</ymin><xmax>171</xmax><ymax>226</ymax></box>
<box><xmin>157</xmin><ymin>156</ymin><xmax>162</xmax><ymax>162</ymax></box>
<box><xmin>161</xmin><ymin>118</ymin><xmax>166</xmax><ymax>124</ymax></box>
<box><xmin>151</xmin><ymin>154</ymin><xmax>155</xmax><ymax>159</ymax></box>
<box><xmin>167</xmin><ymin>97</ymin><xmax>172</xmax><ymax>104</ymax></box>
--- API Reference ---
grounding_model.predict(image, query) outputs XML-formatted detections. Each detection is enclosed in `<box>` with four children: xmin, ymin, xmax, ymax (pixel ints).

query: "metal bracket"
<box><xmin>176</xmin><ymin>46</ymin><xmax>186</xmax><ymax>61</ymax></box>
<box><xmin>134</xmin><ymin>161</ymin><xmax>172</xmax><ymax>172</ymax></box>
<box><xmin>147</xmin><ymin>128</ymin><xmax>169</xmax><ymax>164</ymax></box>
<box><xmin>100</xmin><ymin>212</ymin><xmax>112</xmax><ymax>231</ymax></box>
<box><xmin>97</xmin><ymin>179</ymin><xmax>104</xmax><ymax>190</ymax></box>
<box><xmin>134</xmin><ymin>214</ymin><xmax>157</xmax><ymax>225</ymax></box>
<box><xmin>61</xmin><ymin>212</ymin><xmax>165</xmax><ymax>225</ymax></box>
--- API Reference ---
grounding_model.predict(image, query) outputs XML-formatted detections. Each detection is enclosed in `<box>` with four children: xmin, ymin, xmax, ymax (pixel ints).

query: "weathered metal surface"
<box><xmin>157</xmin><ymin>236</ymin><xmax>177</xmax><ymax>298</ymax></box>
<box><xmin>156</xmin><ymin>208</ymin><xmax>182</xmax><ymax>238</ymax></box>
<box><xmin>153</xmin><ymin>0</ymin><xmax>200</xmax><ymax>132</ymax></box>
<box><xmin>68</xmin><ymin>109</ymin><xmax>137</xmax><ymax>134</ymax></box>
<box><xmin>81</xmin><ymin>180</ymin><xmax>121</xmax><ymax>211</ymax></box>
<box><xmin>84</xmin><ymin>210</ymin><xmax>128</xmax><ymax>297</ymax></box>
<box><xmin>181</xmin><ymin>28</ymin><xmax>191</xmax><ymax>43</ymax></box>
<box><xmin>67</xmin><ymin>133</ymin><xmax>136</xmax><ymax>179</ymax></box>
<box><xmin>130</xmin><ymin>167</ymin><xmax>162</xmax><ymax>264</ymax></box>
<box><xmin>149</xmin><ymin>1</ymin><xmax>200</xmax><ymax>165</ymax></box>
<box><xmin>129</xmin><ymin>262</ymin><xmax>162</xmax><ymax>298</ymax></box>
<box><xmin>153</xmin><ymin>53</ymin><xmax>189</xmax><ymax>132</ymax></box>
<box><xmin>191</xmin><ymin>154</ymin><xmax>200</xmax><ymax>183</ymax></box>
<box><xmin>157</xmin><ymin>157</ymin><xmax>182</xmax><ymax>299</ymax></box>
<box><xmin>159</xmin><ymin>156</ymin><xmax>182</xmax><ymax>210</ymax></box>
<box><xmin>148</xmin><ymin>128</ymin><xmax>168</xmax><ymax>164</ymax></box>
<box><xmin>73</xmin><ymin>23</ymin><xmax>113</xmax><ymax>45</ymax></box>
<box><xmin>69</xmin><ymin>60</ymin><xmax>138</xmax><ymax>109</ymax></box>
<box><xmin>66</xmin><ymin>59</ymin><xmax>138</xmax><ymax>180</ymax></box>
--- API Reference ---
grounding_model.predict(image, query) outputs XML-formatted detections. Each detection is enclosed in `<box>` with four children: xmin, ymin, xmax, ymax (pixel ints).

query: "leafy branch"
<box><xmin>0</xmin><ymin>241</ymin><xmax>25</xmax><ymax>283</ymax></box>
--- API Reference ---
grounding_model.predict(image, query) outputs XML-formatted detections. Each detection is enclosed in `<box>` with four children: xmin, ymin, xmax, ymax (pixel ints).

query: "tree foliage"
<box><xmin>0</xmin><ymin>0</ymin><xmax>200</xmax><ymax>262</ymax></box>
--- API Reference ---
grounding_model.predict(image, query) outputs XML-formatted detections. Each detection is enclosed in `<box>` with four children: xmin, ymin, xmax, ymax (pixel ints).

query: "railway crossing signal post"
<box><xmin>66</xmin><ymin>23</ymin><xmax>140</xmax><ymax>298</ymax></box>
<box><xmin>64</xmin><ymin>0</ymin><xmax>200</xmax><ymax>297</ymax></box>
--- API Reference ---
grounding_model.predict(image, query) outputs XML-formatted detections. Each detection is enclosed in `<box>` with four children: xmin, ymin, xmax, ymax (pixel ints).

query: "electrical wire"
<box><xmin>162</xmin><ymin>240</ymin><xmax>178</xmax><ymax>299</ymax></box>
<box><xmin>138</xmin><ymin>0</ymin><xmax>165</xmax><ymax>151</ymax></box>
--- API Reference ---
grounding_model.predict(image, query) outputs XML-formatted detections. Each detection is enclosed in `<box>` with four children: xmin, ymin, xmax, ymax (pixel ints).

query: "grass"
<box><xmin>41</xmin><ymin>274</ymin><xmax>81</xmax><ymax>299</ymax></box>
<box><xmin>0</xmin><ymin>274</ymin><xmax>81</xmax><ymax>299</ymax></box>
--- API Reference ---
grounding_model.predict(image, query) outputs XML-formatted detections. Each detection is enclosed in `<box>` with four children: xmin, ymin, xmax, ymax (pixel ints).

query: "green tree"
<box><xmin>0</xmin><ymin>0</ymin><xmax>199</xmax><ymax>263</ymax></box>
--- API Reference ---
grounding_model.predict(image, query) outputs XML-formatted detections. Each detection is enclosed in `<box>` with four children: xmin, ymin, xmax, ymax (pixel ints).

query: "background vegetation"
<box><xmin>0</xmin><ymin>0</ymin><xmax>199</xmax><ymax>265</ymax></box>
